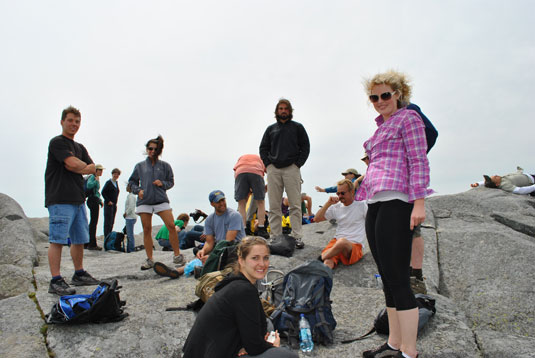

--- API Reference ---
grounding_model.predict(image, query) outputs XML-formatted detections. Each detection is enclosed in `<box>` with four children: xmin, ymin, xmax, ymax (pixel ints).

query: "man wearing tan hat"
<box><xmin>315</xmin><ymin>168</ymin><xmax>361</xmax><ymax>193</ymax></box>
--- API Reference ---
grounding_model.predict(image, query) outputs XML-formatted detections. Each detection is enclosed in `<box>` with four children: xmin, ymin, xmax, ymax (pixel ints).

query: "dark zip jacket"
<box><xmin>128</xmin><ymin>157</ymin><xmax>174</xmax><ymax>206</ymax></box>
<box><xmin>182</xmin><ymin>273</ymin><xmax>272</xmax><ymax>358</ymax></box>
<box><xmin>259</xmin><ymin>119</ymin><xmax>310</xmax><ymax>168</ymax></box>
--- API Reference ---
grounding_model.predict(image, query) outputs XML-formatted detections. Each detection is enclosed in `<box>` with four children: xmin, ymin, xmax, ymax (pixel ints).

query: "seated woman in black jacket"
<box><xmin>182</xmin><ymin>237</ymin><xmax>298</xmax><ymax>358</ymax></box>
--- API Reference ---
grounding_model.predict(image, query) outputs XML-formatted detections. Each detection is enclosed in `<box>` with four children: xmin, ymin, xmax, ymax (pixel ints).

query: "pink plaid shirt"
<box><xmin>356</xmin><ymin>108</ymin><xmax>433</xmax><ymax>203</ymax></box>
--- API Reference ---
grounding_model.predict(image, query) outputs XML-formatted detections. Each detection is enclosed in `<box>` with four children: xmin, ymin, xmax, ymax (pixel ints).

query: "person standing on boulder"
<box><xmin>45</xmin><ymin>106</ymin><xmax>99</xmax><ymax>295</ymax></box>
<box><xmin>259</xmin><ymin>98</ymin><xmax>310</xmax><ymax>249</ymax></box>
<box><xmin>128</xmin><ymin>135</ymin><xmax>185</xmax><ymax>271</ymax></box>
<box><xmin>357</xmin><ymin>71</ymin><xmax>432</xmax><ymax>358</ymax></box>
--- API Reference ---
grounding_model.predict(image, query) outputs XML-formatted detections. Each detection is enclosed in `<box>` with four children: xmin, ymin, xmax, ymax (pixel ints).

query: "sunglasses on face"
<box><xmin>336</xmin><ymin>191</ymin><xmax>346</xmax><ymax>196</ymax></box>
<box><xmin>369</xmin><ymin>91</ymin><xmax>396</xmax><ymax>103</ymax></box>
<box><xmin>147</xmin><ymin>147</ymin><xmax>157</xmax><ymax>151</ymax></box>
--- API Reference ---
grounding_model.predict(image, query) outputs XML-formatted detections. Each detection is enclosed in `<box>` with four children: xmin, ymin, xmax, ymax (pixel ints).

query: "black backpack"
<box><xmin>271</xmin><ymin>260</ymin><xmax>337</xmax><ymax>348</ymax></box>
<box><xmin>104</xmin><ymin>231</ymin><xmax>126</xmax><ymax>252</ymax></box>
<box><xmin>46</xmin><ymin>279</ymin><xmax>128</xmax><ymax>324</ymax></box>
<box><xmin>342</xmin><ymin>294</ymin><xmax>436</xmax><ymax>344</ymax></box>
<box><xmin>268</xmin><ymin>234</ymin><xmax>296</xmax><ymax>257</ymax></box>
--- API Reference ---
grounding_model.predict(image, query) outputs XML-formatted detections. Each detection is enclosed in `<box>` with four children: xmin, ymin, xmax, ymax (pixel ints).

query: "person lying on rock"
<box><xmin>471</xmin><ymin>166</ymin><xmax>535</xmax><ymax>196</ymax></box>
<box><xmin>314</xmin><ymin>179</ymin><xmax>367</xmax><ymax>269</ymax></box>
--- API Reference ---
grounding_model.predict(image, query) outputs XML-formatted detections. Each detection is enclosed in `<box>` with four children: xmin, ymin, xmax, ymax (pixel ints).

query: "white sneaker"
<box><xmin>140</xmin><ymin>258</ymin><xmax>154</xmax><ymax>270</ymax></box>
<box><xmin>173</xmin><ymin>254</ymin><xmax>186</xmax><ymax>267</ymax></box>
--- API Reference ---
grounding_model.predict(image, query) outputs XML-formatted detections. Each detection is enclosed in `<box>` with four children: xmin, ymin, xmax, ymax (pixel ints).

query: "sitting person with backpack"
<box><xmin>314</xmin><ymin>179</ymin><xmax>367</xmax><ymax>269</ymax></box>
<box><xmin>196</xmin><ymin>190</ymin><xmax>245</xmax><ymax>263</ymax></box>
<box><xmin>182</xmin><ymin>237</ymin><xmax>298</xmax><ymax>358</ymax></box>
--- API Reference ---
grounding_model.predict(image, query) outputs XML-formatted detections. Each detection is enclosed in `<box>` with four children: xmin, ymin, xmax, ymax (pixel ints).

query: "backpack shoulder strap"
<box><xmin>341</xmin><ymin>326</ymin><xmax>376</xmax><ymax>344</ymax></box>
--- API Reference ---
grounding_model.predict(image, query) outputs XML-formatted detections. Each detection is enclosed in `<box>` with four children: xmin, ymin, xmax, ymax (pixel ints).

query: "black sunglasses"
<box><xmin>369</xmin><ymin>91</ymin><xmax>396</xmax><ymax>103</ymax></box>
<box><xmin>336</xmin><ymin>191</ymin><xmax>346</xmax><ymax>196</ymax></box>
<box><xmin>147</xmin><ymin>147</ymin><xmax>157</xmax><ymax>151</ymax></box>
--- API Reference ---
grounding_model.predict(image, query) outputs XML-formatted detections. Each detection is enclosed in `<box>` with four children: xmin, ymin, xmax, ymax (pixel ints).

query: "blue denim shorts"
<box><xmin>48</xmin><ymin>204</ymin><xmax>90</xmax><ymax>245</ymax></box>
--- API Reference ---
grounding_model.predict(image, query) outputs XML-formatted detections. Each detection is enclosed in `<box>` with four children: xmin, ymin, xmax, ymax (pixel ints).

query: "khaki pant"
<box><xmin>266</xmin><ymin>164</ymin><xmax>302</xmax><ymax>238</ymax></box>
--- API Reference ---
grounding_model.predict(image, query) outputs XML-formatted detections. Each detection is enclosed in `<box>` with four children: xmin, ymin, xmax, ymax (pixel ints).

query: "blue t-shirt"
<box><xmin>204</xmin><ymin>208</ymin><xmax>245</xmax><ymax>242</ymax></box>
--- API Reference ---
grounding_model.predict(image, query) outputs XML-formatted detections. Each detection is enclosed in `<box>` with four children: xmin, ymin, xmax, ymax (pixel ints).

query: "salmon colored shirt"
<box><xmin>233</xmin><ymin>154</ymin><xmax>266</xmax><ymax>178</ymax></box>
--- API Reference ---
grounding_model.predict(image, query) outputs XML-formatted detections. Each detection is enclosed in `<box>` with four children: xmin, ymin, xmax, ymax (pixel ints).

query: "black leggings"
<box><xmin>86</xmin><ymin>196</ymin><xmax>100</xmax><ymax>247</ymax></box>
<box><xmin>366</xmin><ymin>200</ymin><xmax>417</xmax><ymax>310</ymax></box>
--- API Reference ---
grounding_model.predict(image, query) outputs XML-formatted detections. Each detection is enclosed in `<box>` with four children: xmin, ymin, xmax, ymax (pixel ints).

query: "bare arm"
<box><xmin>410</xmin><ymin>198</ymin><xmax>425</xmax><ymax>230</ymax></box>
<box><xmin>225</xmin><ymin>230</ymin><xmax>239</xmax><ymax>242</ymax></box>
<box><xmin>64</xmin><ymin>156</ymin><xmax>96</xmax><ymax>175</ymax></box>
<box><xmin>315</xmin><ymin>196</ymin><xmax>338</xmax><ymax>222</ymax></box>
<box><xmin>196</xmin><ymin>234</ymin><xmax>215</xmax><ymax>261</ymax></box>
<box><xmin>304</xmin><ymin>195</ymin><xmax>313</xmax><ymax>216</ymax></box>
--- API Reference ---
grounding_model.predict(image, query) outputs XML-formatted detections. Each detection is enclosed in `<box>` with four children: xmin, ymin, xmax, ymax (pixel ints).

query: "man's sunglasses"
<box><xmin>369</xmin><ymin>91</ymin><xmax>396</xmax><ymax>103</ymax></box>
<box><xmin>147</xmin><ymin>147</ymin><xmax>157</xmax><ymax>151</ymax></box>
<box><xmin>336</xmin><ymin>191</ymin><xmax>346</xmax><ymax>196</ymax></box>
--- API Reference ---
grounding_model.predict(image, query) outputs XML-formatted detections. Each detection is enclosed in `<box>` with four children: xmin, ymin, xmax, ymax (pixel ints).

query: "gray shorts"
<box><xmin>234</xmin><ymin>173</ymin><xmax>265</xmax><ymax>201</ymax></box>
<box><xmin>135</xmin><ymin>202</ymin><xmax>171</xmax><ymax>215</ymax></box>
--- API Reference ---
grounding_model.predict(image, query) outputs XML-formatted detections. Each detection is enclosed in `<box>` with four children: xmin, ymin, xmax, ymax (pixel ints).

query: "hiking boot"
<box><xmin>362</xmin><ymin>342</ymin><xmax>399</xmax><ymax>358</ymax></box>
<box><xmin>48</xmin><ymin>278</ymin><xmax>76</xmax><ymax>295</ymax></box>
<box><xmin>141</xmin><ymin>258</ymin><xmax>154</xmax><ymax>270</ymax></box>
<box><xmin>154</xmin><ymin>262</ymin><xmax>181</xmax><ymax>279</ymax></box>
<box><xmin>410</xmin><ymin>276</ymin><xmax>427</xmax><ymax>294</ymax></box>
<box><xmin>194</xmin><ymin>265</ymin><xmax>203</xmax><ymax>279</ymax></box>
<box><xmin>173</xmin><ymin>254</ymin><xmax>186</xmax><ymax>267</ymax></box>
<box><xmin>87</xmin><ymin>245</ymin><xmax>102</xmax><ymax>251</ymax></box>
<box><xmin>295</xmin><ymin>237</ymin><xmax>305</xmax><ymax>249</ymax></box>
<box><xmin>71</xmin><ymin>271</ymin><xmax>99</xmax><ymax>286</ymax></box>
<box><xmin>245</xmin><ymin>222</ymin><xmax>254</xmax><ymax>236</ymax></box>
<box><xmin>255</xmin><ymin>226</ymin><xmax>269</xmax><ymax>239</ymax></box>
<box><xmin>162</xmin><ymin>246</ymin><xmax>173</xmax><ymax>251</ymax></box>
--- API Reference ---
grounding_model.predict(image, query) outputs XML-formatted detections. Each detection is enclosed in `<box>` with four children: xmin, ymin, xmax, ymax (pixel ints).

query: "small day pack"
<box><xmin>104</xmin><ymin>231</ymin><xmax>126</xmax><ymax>252</ymax></box>
<box><xmin>46</xmin><ymin>279</ymin><xmax>128</xmax><ymax>324</ymax></box>
<box><xmin>341</xmin><ymin>294</ymin><xmax>436</xmax><ymax>344</ymax></box>
<box><xmin>268</xmin><ymin>234</ymin><xmax>296</xmax><ymax>257</ymax></box>
<box><xmin>271</xmin><ymin>260</ymin><xmax>337</xmax><ymax>348</ymax></box>
<box><xmin>195</xmin><ymin>267</ymin><xmax>234</xmax><ymax>303</ymax></box>
<box><xmin>407</xmin><ymin>103</ymin><xmax>438</xmax><ymax>153</ymax></box>
<box><xmin>200</xmin><ymin>240</ymin><xmax>238</xmax><ymax>276</ymax></box>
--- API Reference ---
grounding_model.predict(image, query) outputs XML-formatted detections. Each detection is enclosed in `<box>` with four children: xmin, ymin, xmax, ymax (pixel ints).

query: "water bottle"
<box><xmin>375</xmin><ymin>274</ymin><xmax>383</xmax><ymax>289</ymax></box>
<box><xmin>299</xmin><ymin>313</ymin><xmax>314</xmax><ymax>352</ymax></box>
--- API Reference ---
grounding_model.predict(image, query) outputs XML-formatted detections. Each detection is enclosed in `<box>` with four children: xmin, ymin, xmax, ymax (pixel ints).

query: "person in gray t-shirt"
<box><xmin>196</xmin><ymin>190</ymin><xmax>245</xmax><ymax>263</ymax></box>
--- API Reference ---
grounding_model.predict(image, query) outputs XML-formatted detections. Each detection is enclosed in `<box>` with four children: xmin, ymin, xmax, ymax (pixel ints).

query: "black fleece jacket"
<box><xmin>182</xmin><ymin>273</ymin><xmax>272</xmax><ymax>358</ymax></box>
<box><xmin>259</xmin><ymin>119</ymin><xmax>310</xmax><ymax>168</ymax></box>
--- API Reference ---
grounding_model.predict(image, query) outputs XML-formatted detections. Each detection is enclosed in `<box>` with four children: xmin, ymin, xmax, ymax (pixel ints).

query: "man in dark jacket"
<box><xmin>259</xmin><ymin>98</ymin><xmax>310</xmax><ymax>248</ymax></box>
<box><xmin>101</xmin><ymin>168</ymin><xmax>121</xmax><ymax>238</ymax></box>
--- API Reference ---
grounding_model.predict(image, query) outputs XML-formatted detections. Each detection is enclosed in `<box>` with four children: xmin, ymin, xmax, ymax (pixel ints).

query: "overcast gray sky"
<box><xmin>1</xmin><ymin>1</ymin><xmax>533</xmax><ymax>234</ymax></box>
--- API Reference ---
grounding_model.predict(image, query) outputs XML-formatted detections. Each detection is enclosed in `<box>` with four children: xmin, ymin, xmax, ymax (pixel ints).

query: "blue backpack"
<box><xmin>46</xmin><ymin>280</ymin><xmax>128</xmax><ymax>324</ymax></box>
<box><xmin>271</xmin><ymin>260</ymin><xmax>337</xmax><ymax>347</ymax></box>
<box><xmin>407</xmin><ymin>103</ymin><xmax>438</xmax><ymax>153</ymax></box>
<box><xmin>104</xmin><ymin>231</ymin><xmax>126</xmax><ymax>252</ymax></box>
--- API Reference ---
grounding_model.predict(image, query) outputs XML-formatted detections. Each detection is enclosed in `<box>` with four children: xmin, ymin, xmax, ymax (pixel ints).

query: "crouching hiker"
<box><xmin>314</xmin><ymin>179</ymin><xmax>367</xmax><ymax>269</ymax></box>
<box><xmin>182</xmin><ymin>237</ymin><xmax>298</xmax><ymax>358</ymax></box>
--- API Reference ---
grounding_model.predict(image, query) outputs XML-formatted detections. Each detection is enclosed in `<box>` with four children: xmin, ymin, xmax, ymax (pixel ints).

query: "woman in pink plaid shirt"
<box><xmin>359</xmin><ymin>71</ymin><xmax>432</xmax><ymax>358</ymax></box>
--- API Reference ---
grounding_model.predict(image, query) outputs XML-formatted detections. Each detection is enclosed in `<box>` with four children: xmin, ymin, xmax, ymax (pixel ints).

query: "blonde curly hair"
<box><xmin>364</xmin><ymin>70</ymin><xmax>412</xmax><ymax>108</ymax></box>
